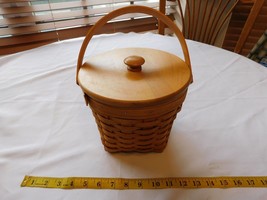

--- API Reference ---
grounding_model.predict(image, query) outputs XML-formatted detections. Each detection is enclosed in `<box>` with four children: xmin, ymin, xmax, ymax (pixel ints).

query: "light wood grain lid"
<box><xmin>78</xmin><ymin>48</ymin><xmax>191</xmax><ymax>105</ymax></box>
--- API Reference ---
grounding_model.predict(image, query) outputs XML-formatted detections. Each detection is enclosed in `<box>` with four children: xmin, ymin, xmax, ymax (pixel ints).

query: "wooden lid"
<box><xmin>78</xmin><ymin>48</ymin><xmax>191</xmax><ymax>106</ymax></box>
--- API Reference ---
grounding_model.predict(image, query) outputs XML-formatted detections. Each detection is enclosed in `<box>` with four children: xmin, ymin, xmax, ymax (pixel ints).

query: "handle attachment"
<box><xmin>76</xmin><ymin>5</ymin><xmax>192</xmax><ymax>84</ymax></box>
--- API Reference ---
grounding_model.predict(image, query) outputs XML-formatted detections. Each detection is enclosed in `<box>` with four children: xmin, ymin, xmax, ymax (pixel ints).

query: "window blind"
<box><xmin>0</xmin><ymin>0</ymin><xmax>176</xmax><ymax>54</ymax></box>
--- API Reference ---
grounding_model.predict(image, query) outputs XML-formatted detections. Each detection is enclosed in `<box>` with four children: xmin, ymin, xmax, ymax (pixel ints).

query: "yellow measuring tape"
<box><xmin>21</xmin><ymin>175</ymin><xmax>267</xmax><ymax>189</ymax></box>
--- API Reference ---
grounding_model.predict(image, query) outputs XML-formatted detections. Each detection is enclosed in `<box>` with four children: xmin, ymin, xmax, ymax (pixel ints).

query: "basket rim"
<box><xmin>82</xmin><ymin>86</ymin><xmax>189</xmax><ymax>108</ymax></box>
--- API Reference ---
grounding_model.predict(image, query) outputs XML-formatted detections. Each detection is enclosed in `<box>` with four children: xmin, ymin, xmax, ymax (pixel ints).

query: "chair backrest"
<box><xmin>176</xmin><ymin>0</ymin><xmax>239</xmax><ymax>46</ymax></box>
<box><xmin>223</xmin><ymin>0</ymin><xmax>267</xmax><ymax>56</ymax></box>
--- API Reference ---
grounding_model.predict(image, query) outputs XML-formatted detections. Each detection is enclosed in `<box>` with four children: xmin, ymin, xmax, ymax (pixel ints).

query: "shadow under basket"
<box><xmin>84</xmin><ymin>90</ymin><xmax>187</xmax><ymax>153</ymax></box>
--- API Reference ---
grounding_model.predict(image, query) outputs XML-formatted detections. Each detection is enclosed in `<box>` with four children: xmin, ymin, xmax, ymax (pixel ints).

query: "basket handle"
<box><xmin>76</xmin><ymin>5</ymin><xmax>192</xmax><ymax>84</ymax></box>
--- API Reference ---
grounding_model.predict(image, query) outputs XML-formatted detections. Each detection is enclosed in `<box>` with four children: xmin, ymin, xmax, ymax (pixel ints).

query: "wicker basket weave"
<box><xmin>76</xmin><ymin>6</ymin><xmax>192</xmax><ymax>153</ymax></box>
<box><xmin>84</xmin><ymin>91</ymin><xmax>187</xmax><ymax>153</ymax></box>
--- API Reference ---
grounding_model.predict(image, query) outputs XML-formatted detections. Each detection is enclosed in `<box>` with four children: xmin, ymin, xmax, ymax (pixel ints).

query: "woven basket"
<box><xmin>76</xmin><ymin>5</ymin><xmax>192</xmax><ymax>153</ymax></box>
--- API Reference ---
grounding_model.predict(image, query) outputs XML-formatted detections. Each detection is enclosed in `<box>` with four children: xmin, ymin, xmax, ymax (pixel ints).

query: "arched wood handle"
<box><xmin>76</xmin><ymin>5</ymin><xmax>192</xmax><ymax>84</ymax></box>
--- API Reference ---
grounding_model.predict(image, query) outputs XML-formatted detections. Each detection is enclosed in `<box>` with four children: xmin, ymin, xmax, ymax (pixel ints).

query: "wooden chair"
<box><xmin>175</xmin><ymin>0</ymin><xmax>239</xmax><ymax>46</ymax></box>
<box><xmin>223</xmin><ymin>0</ymin><xmax>267</xmax><ymax>56</ymax></box>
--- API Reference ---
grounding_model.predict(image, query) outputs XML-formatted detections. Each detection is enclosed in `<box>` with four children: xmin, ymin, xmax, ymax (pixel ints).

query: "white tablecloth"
<box><xmin>1</xmin><ymin>32</ymin><xmax>267</xmax><ymax>199</ymax></box>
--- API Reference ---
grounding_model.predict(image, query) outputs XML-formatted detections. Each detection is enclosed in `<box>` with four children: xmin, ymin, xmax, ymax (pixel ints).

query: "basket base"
<box><xmin>103</xmin><ymin>144</ymin><xmax>167</xmax><ymax>153</ymax></box>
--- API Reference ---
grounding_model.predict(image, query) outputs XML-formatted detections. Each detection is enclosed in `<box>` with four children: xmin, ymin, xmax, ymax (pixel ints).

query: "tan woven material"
<box><xmin>85</xmin><ymin>91</ymin><xmax>187</xmax><ymax>153</ymax></box>
<box><xmin>77</xmin><ymin>6</ymin><xmax>192</xmax><ymax>153</ymax></box>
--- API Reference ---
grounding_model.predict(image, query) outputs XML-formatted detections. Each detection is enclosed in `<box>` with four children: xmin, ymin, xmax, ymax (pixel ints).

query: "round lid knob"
<box><xmin>124</xmin><ymin>55</ymin><xmax>145</xmax><ymax>72</ymax></box>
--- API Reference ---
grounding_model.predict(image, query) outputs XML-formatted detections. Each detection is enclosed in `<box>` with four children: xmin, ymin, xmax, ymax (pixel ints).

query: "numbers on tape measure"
<box><xmin>165</xmin><ymin>180</ymin><xmax>173</xmax><ymax>187</ymax></box>
<box><xmin>137</xmin><ymin>181</ymin><xmax>143</xmax><ymax>188</ymax></box>
<box><xmin>246</xmin><ymin>179</ymin><xmax>255</xmax><ymax>186</ymax></box>
<box><xmin>179</xmin><ymin>180</ymin><xmax>187</xmax><ymax>187</ymax></box>
<box><xmin>220</xmin><ymin>179</ymin><xmax>229</xmax><ymax>186</ymax></box>
<box><xmin>206</xmin><ymin>180</ymin><xmax>215</xmax><ymax>187</ymax></box>
<box><xmin>261</xmin><ymin>179</ymin><xmax>267</xmax><ymax>185</ymax></box>
<box><xmin>151</xmin><ymin>180</ymin><xmax>160</xmax><ymax>188</ymax></box>
<box><xmin>21</xmin><ymin>176</ymin><xmax>267</xmax><ymax>189</ymax></box>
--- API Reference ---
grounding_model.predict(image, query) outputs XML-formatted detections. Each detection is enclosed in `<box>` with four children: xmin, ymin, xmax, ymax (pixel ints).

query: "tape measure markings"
<box><xmin>21</xmin><ymin>176</ymin><xmax>267</xmax><ymax>189</ymax></box>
